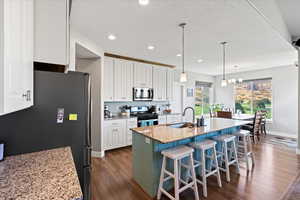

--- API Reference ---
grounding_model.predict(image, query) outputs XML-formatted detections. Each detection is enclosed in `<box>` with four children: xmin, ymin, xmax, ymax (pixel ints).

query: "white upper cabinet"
<box><xmin>34</xmin><ymin>0</ymin><xmax>70</xmax><ymax>65</ymax></box>
<box><xmin>167</xmin><ymin>69</ymin><xmax>175</xmax><ymax>101</ymax></box>
<box><xmin>153</xmin><ymin>67</ymin><xmax>167</xmax><ymax>101</ymax></box>
<box><xmin>0</xmin><ymin>0</ymin><xmax>34</xmax><ymax>116</ymax></box>
<box><xmin>114</xmin><ymin>59</ymin><xmax>133</xmax><ymax>101</ymax></box>
<box><xmin>133</xmin><ymin>63</ymin><xmax>153</xmax><ymax>88</ymax></box>
<box><xmin>103</xmin><ymin>57</ymin><xmax>114</xmax><ymax>102</ymax></box>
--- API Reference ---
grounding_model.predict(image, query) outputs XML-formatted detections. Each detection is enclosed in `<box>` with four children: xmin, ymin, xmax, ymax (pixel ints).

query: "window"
<box><xmin>195</xmin><ymin>81</ymin><xmax>212</xmax><ymax>116</ymax></box>
<box><xmin>234</xmin><ymin>78</ymin><xmax>272</xmax><ymax>119</ymax></box>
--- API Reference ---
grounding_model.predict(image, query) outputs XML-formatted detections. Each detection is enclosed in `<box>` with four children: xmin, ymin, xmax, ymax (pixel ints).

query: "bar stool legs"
<box><xmin>214</xmin><ymin>135</ymin><xmax>240</xmax><ymax>183</ymax></box>
<box><xmin>189</xmin><ymin>140</ymin><xmax>222</xmax><ymax>197</ymax></box>
<box><xmin>233</xmin><ymin>130</ymin><xmax>255</xmax><ymax>171</ymax></box>
<box><xmin>157</xmin><ymin>146</ymin><xmax>199</xmax><ymax>200</ymax></box>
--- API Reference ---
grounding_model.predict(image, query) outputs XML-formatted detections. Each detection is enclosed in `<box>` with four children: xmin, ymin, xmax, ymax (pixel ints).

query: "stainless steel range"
<box><xmin>130</xmin><ymin>106</ymin><xmax>158</xmax><ymax>127</ymax></box>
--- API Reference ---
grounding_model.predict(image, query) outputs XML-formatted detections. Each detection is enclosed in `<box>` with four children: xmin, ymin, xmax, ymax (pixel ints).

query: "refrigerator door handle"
<box><xmin>85</xmin><ymin>74</ymin><xmax>92</xmax><ymax>147</ymax></box>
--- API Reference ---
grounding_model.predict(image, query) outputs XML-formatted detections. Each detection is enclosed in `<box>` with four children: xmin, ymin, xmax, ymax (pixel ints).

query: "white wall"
<box><xmin>69</xmin><ymin>28</ymin><xmax>105</xmax><ymax>157</ymax></box>
<box><xmin>76</xmin><ymin>58</ymin><xmax>102</xmax><ymax>154</ymax></box>
<box><xmin>174</xmin><ymin>70</ymin><xmax>215</xmax><ymax>122</ymax></box>
<box><xmin>215</xmin><ymin>65</ymin><xmax>298</xmax><ymax>136</ymax></box>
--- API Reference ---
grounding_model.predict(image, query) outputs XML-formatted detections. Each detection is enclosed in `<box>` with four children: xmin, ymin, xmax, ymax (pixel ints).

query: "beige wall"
<box><xmin>76</xmin><ymin>58</ymin><xmax>102</xmax><ymax>153</ymax></box>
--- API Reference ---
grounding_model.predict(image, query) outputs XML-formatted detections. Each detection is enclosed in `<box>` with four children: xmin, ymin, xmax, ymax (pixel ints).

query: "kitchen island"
<box><xmin>131</xmin><ymin>118</ymin><xmax>250</xmax><ymax>198</ymax></box>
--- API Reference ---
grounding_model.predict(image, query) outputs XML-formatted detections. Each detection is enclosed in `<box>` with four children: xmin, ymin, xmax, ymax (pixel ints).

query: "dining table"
<box><xmin>232</xmin><ymin>113</ymin><xmax>255</xmax><ymax>121</ymax></box>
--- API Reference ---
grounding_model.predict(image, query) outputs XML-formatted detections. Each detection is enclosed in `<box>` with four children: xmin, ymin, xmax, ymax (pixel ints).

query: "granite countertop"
<box><xmin>0</xmin><ymin>147</ymin><xmax>82</xmax><ymax>200</ymax></box>
<box><xmin>104</xmin><ymin>115</ymin><xmax>137</xmax><ymax>121</ymax></box>
<box><xmin>159</xmin><ymin>113</ymin><xmax>182</xmax><ymax>116</ymax></box>
<box><xmin>131</xmin><ymin>118</ymin><xmax>251</xmax><ymax>144</ymax></box>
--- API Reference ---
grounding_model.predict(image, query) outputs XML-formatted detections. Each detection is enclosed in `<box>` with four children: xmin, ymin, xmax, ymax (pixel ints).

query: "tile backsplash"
<box><xmin>104</xmin><ymin>101</ymin><xmax>169</xmax><ymax>114</ymax></box>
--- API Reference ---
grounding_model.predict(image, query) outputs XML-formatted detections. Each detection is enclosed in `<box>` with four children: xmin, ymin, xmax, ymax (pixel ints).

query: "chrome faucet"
<box><xmin>182</xmin><ymin>107</ymin><xmax>195</xmax><ymax>123</ymax></box>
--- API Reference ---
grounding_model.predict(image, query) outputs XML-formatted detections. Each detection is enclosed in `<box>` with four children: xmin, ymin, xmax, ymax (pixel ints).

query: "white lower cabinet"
<box><xmin>166</xmin><ymin>114</ymin><xmax>182</xmax><ymax>124</ymax></box>
<box><xmin>103</xmin><ymin>120</ymin><xmax>126</xmax><ymax>151</ymax></box>
<box><xmin>158</xmin><ymin>115</ymin><xmax>167</xmax><ymax>124</ymax></box>
<box><xmin>126</xmin><ymin>118</ymin><xmax>138</xmax><ymax>145</ymax></box>
<box><xmin>103</xmin><ymin>118</ymin><xmax>137</xmax><ymax>151</ymax></box>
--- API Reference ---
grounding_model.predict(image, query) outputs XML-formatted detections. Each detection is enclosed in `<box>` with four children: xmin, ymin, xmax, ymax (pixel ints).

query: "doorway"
<box><xmin>75</xmin><ymin>43</ymin><xmax>102</xmax><ymax>157</ymax></box>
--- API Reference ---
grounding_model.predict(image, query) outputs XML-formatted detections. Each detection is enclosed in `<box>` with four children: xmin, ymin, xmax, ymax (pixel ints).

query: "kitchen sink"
<box><xmin>167</xmin><ymin>122</ymin><xmax>195</xmax><ymax>128</ymax></box>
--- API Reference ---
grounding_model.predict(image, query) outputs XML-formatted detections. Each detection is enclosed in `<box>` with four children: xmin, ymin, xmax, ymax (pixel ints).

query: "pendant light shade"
<box><xmin>221</xmin><ymin>41</ymin><xmax>227</xmax><ymax>87</ymax></box>
<box><xmin>221</xmin><ymin>79</ymin><xmax>227</xmax><ymax>87</ymax></box>
<box><xmin>179</xmin><ymin>23</ymin><xmax>187</xmax><ymax>82</ymax></box>
<box><xmin>180</xmin><ymin>72</ymin><xmax>187</xmax><ymax>82</ymax></box>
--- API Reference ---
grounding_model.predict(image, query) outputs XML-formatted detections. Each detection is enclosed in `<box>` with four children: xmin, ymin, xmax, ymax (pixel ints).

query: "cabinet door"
<box><xmin>22</xmin><ymin>0</ymin><xmax>34</xmax><ymax>109</ymax></box>
<box><xmin>134</xmin><ymin>63</ymin><xmax>152</xmax><ymax>88</ymax></box>
<box><xmin>158</xmin><ymin>116</ymin><xmax>167</xmax><ymax>124</ymax></box>
<box><xmin>153</xmin><ymin>67</ymin><xmax>167</xmax><ymax>101</ymax></box>
<box><xmin>167</xmin><ymin>69</ymin><xmax>175</xmax><ymax>101</ymax></box>
<box><xmin>1</xmin><ymin>0</ymin><xmax>34</xmax><ymax>115</ymax></box>
<box><xmin>103</xmin><ymin>120</ymin><xmax>127</xmax><ymax>150</ymax></box>
<box><xmin>103</xmin><ymin>122</ymin><xmax>113</xmax><ymax>150</ymax></box>
<box><xmin>103</xmin><ymin>57</ymin><xmax>114</xmax><ymax>101</ymax></box>
<box><xmin>34</xmin><ymin>0</ymin><xmax>69</xmax><ymax>65</ymax></box>
<box><xmin>126</xmin><ymin>118</ymin><xmax>137</xmax><ymax>145</ymax></box>
<box><xmin>114</xmin><ymin>60</ymin><xmax>133</xmax><ymax>101</ymax></box>
<box><xmin>166</xmin><ymin>115</ymin><xmax>182</xmax><ymax>124</ymax></box>
<box><xmin>144</xmin><ymin>64</ymin><xmax>153</xmax><ymax>88</ymax></box>
<box><xmin>112</xmin><ymin>120</ymin><xmax>127</xmax><ymax>148</ymax></box>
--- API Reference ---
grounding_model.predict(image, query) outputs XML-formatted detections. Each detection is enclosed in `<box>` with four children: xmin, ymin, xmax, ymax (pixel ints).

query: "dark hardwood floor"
<box><xmin>91</xmin><ymin>138</ymin><xmax>300</xmax><ymax>200</ymax></box>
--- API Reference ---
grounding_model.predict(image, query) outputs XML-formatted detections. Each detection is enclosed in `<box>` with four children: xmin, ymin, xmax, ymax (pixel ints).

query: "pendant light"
<box><xmin>221</xmin><ymin>42</ymin><xmax>227</xmax><ymax>87</ymax></box>
<box><xmin>229</xmin><ymin>65</ymin><xmax>243</xmax><ymax>84</ymax></box>
<box><xmin>179</xmin><ymin>23</ymin><xmax>187</xmax><ymax>82</ymax></box>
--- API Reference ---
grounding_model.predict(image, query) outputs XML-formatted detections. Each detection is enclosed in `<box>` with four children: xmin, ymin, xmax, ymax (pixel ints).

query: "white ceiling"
<box><xmin>276</xmin><ymin>0</ymin><xmax>300</xmax><ymax>38</ymax></box>
<box><xmin>71</xmin><ymin>0</ymin><xmax>297</xmax><ymax>75</ymax></box>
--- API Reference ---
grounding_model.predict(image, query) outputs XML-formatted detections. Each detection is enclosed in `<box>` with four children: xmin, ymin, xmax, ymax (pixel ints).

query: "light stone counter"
<box><xmin>131</xmin><ymin>118</ymin><xmax>251</xmax><ymax>144</ymax></box>
<box><xmin>0</xmin><ymin>147</ymin><xmax>82</xmax><ymax>200</ymax></box>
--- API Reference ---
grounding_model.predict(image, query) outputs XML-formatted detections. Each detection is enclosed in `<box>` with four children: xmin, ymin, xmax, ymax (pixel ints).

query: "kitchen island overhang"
<box><xmin>131</xmin><ymin>118</ymin><xmax>251</xmax><ymax>198</ymax></box>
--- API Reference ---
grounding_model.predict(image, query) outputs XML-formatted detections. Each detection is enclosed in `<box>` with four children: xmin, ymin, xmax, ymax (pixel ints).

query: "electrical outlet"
<box><xmin>145</xmin><ymin>138</ymin><xmax>150</xmax><ymax>144</ymax></box>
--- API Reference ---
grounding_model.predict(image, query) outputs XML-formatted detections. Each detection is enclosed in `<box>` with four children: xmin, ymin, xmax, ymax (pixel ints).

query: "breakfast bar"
<box><xmin>131</xmin><ymin>118</ymin><xmax>250</xmax><ymax>198</ymax></box>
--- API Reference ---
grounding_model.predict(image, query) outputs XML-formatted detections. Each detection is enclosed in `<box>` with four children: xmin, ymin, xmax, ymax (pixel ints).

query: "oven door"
<box><xmin>138</xmin><ymin>119</ymin><xmax>158</xmax><ymax>127</ymax></box>
<box><xmin>133</xmin><ymin>88</ymin><xmax>153</xmax><ymax>101</ymax></box>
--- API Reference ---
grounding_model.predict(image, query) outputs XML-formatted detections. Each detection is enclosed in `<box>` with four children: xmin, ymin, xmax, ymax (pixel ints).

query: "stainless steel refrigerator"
<box><xmin>0</xmin><ymin>70</ymin><xmax>92</xmax><ymax>200</ymax></box>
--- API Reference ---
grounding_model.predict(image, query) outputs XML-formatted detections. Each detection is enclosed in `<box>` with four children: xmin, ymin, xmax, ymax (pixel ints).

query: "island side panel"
<box><xmin>132</xmin><ymin>132</ymin><xmax>157</xmax><ymax>197</ymax></box>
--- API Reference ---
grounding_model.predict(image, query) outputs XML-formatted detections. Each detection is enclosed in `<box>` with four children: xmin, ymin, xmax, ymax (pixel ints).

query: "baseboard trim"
<box><xmin>268</xmin><ymin>131</ymin><xmax>297</xmax><ymax>139</ymax></box>
<box><xmin>92</xmin><ymin>151</ymin><xmax>103</xmax><ymax>158</ymax></box>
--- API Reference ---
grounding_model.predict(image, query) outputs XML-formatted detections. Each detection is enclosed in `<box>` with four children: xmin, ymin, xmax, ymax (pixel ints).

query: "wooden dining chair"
<box><xmin>216</xmin><ymin>111</ymin><xmax>232</xmax><ymax>119</ymax></box>
<box><xmin>260</xmin><ymin>110</ymin><xmax>267</xmax><ymax>136</ymax></box>
<box><xmin>241</xmin><ymin>111</ymin><xmax>263</xmax><ymax>143</ymax></box>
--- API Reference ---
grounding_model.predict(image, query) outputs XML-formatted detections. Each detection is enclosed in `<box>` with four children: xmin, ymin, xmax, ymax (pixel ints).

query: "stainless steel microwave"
<box><xmin>133</xmin><ymin>88</ymin><xmax>153</xmax><ymax>101</ymax></box>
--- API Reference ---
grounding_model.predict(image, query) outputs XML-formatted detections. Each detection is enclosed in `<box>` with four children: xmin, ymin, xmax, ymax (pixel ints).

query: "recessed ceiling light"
<box><xmin>147</xmin><ymin>45</ymin><xmax>155</xmax><ymax>50</ymax></box>
<box><xmin>108</xmin><ymin>34</ymin><xmax>116</xmax><ymax>40</ymax></box>
<box><xmin>139</xmin><ymin>0</ymin><xmax>149</xmax><ymax>6</ymax></box>
<box><xmin>176</xmin><ymin>54</ymin><xmax>182</xmax><ymax>57</ymax></box>
<box><xmin>197</xmin><ymin>59</ymin><xmax>203</xmax><ymax>63</ymax></box>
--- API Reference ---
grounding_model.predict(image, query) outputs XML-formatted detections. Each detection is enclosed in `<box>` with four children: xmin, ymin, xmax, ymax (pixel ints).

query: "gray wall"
<box><xmin>215</xmin><ymin>65</ymin><xmax>298</xmax><ymax>136</ymax></box>
<box><xmin>76</xmin><ymin>58</ymin><xmax>102</xmax><ymax>152</ymax></box>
